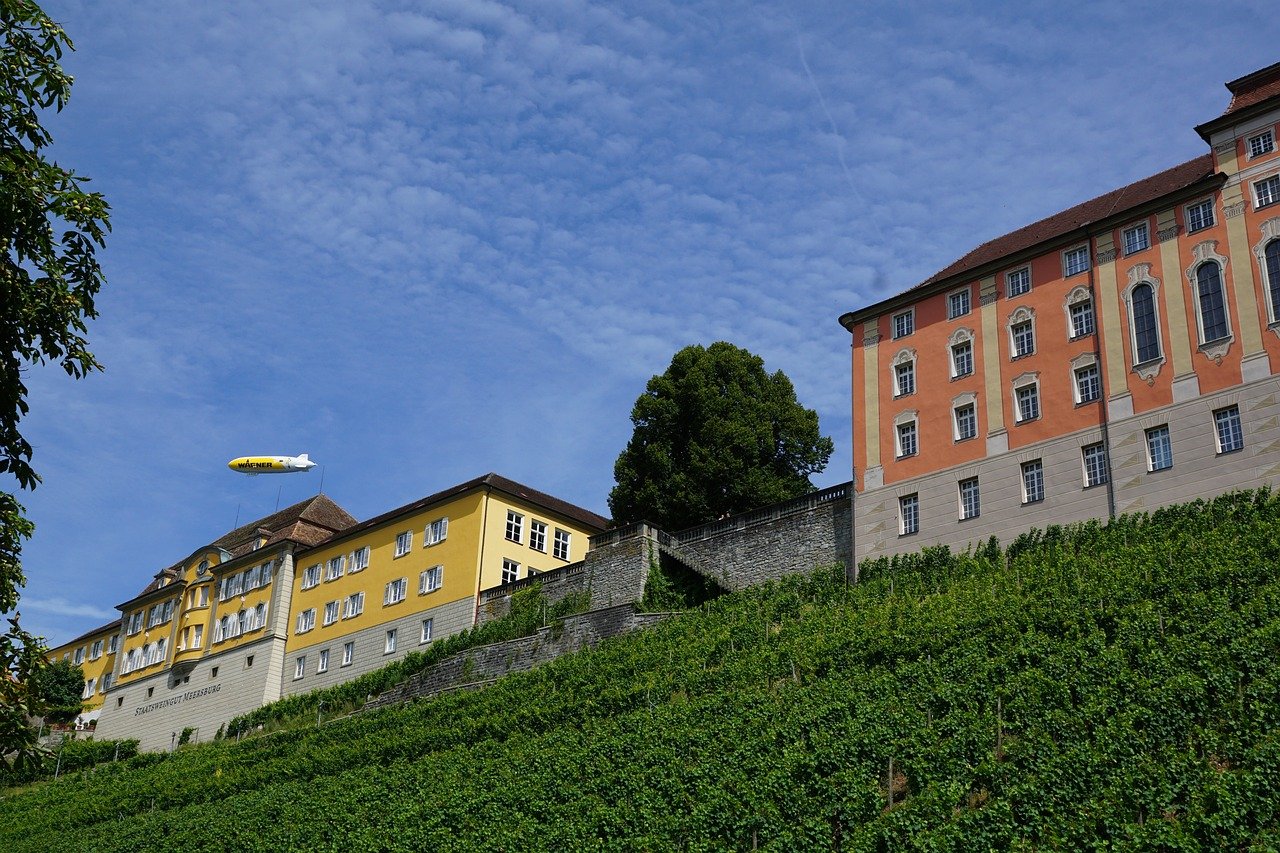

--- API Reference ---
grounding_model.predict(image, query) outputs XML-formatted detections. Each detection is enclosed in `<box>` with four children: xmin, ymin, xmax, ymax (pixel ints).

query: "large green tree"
<box><xmin>26</xmin><ymin>656</ymin><xmax>82</xmax><ymax>723</ymax></box>
<box><xmin>1</xmin><ymin>0</ymin><xmax>109</xmax><ymax>771</ymax></box>
<box><xmin>608</xmin><ymin>342</ymin><xmax>833</xmax><ymax>531</ymax></box>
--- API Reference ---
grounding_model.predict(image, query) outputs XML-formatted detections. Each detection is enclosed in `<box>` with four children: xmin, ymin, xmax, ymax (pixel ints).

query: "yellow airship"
<box><xmin>227</xmin><ymin>453</ymin><xmax>317</xmax><ymax>475</ymax></box>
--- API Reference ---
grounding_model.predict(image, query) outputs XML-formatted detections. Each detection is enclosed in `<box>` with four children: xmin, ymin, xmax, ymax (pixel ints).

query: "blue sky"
<box><xmin>16</xmin><ymin>0</ymin><xmax>1277</xmax><ymax>645</ymax></box>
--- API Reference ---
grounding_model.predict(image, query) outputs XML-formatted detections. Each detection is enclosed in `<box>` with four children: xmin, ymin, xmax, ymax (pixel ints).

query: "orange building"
<box><xmin>840</xmin><ymin>62</ymin><xmax>1280</xmax><ymax>562</ymax></box>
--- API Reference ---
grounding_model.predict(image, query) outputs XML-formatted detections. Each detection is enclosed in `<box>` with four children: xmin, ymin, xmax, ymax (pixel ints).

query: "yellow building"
<box><xmin>62</xmin><ymin>474</ymin><xmax>605</xmax><ymax>751</ymax></box>
<box><xmin>44</xmin><ymin>618</ymin><xmax>122</xmax><ymax>727</ymax></box>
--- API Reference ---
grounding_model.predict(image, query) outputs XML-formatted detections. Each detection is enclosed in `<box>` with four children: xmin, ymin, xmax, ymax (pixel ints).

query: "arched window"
<box><xmin>1196</xmin><ymin>263</ymin><xmax>1229</xmax><ymax>342</ymax></box>
<box><xmin>1266</xmin><ymin>239</ymin><xmax>1280</xmax><ymax>323</ymax></box>
<box><xmin>1132</xmin><ymin>283</ymin><xmax>1161</xmax><ymax>363</ymax></box>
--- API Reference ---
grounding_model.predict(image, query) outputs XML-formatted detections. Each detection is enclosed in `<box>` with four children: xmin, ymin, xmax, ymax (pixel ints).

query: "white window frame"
<box><xmin>892</xmin><ymin>309</ymin><xmax>914</xmax><ymax>339</ymax></box>
<box><xmin>1012</xmin><ymin>373</ymin><xmax>1040</xmax><ymax>423</ymax></box>
<box><xmin>1253</xmin><ymin>174</ymin><xmax>1280</xmax><ymax>210</ymax></box>
<box><xmin>384</xmin><ymin>577</ymin><xmax>408</xmax><ymax>606</ymax></box>
<box><xmin>1082</xmin><ymin>442</ymin><xmax>1109</xmax><ymax>488</ymax></box>
<box><xmin>1064</xmin><ymin>286</ymin><xmax>1094</xmax><ymax>340</ymax></box>
<box><xmin>301</xmin><ymin>564</ymin><xmax>321</xmax><ymax>590</ymax></box>
<box><xmin>419</xmin><ymin>564</ymin><xmax>444</xmax><ymax>594</ymax></box>
<box><xmin>958</xmin><ymin>477</ymin><xmax>980</xmax><ymax>521</ymax></box>
<box><xmin>384</xmin><ymin>629</ymin><xmax>397</xmax><ymax>655</ymax></box>
<box><xmin>349</xmin><ymin>546</ymin><xmax>370</xmax><ymax>573</ymax></box>
<box><xmin>1073</xmin><ymin>362</ymin><xmax>1101</xmax><ymax>404</ymax></box>
<box><xmin>394</xmin><ymin>531</ymin><xmax>413</xmax><ymax>557</ymax></box>
<box><xmin>898</xmin><ymin>493</ymin><xmax>919</xmax><ymax>536</ymax></box>
<box><xmin>424</xmin><ymin>517</ymin><xmax>448</xmax><ymax>546</ymax></box>
<box><xmin>1010</xmin><ymin>315</ymin><xmax>1035</xmax><ymax>359</ymax></box>
<box><xmin>1186</xmin><ymin>198</ymin><xmax>1215</xmax><ymax>233</ymax></box>
<box><xmin>952</xmin><ymin>394</ymin><xmax>977</xmax><ymax>442</ymax></box>
<box><xmin>553</xmin><ymin>529</ymin><xmax>571</xmax><ymax>561</ymax></box>
<box><xmin>1063</xmin><ymin>244</ymin><xmax>1090</xmax><ymax>277</ymax></box>
<box><xmin>894</xmin><ymin>412</ymin><xmax>919</xmax><ymax>459</ymax></box>
<box><xmin>343</xmin><ymin>591</ymin><xmax>365</xmax><ymax>619</ymax></box>
<box><xmin>295</xmin><ymin>608</ymin><xmax>316</xmax><ymax>634</ymax></box>
<box><xmin>73</xmin><ymin>647</ymin><xmax>85</xmax><ymax>665</ymax></box>
<box><xmin>1122</xmin><ymin>222</ymin><xmax>1150</xmax><ymax>256</ymax></box>
<box><xmin>949</xmin><ymin>332</ymin><xmax>974</xmax><ymax>379</ymax></box>
<box><xmin>1214</xmin><ymin>406</ymin><xmax>1244</xmax><ymax>454</ymax></box>
<box><xmin>891</xmin><ymin>348</ymin><xmax>916</xmax><ymax>397</ymax></box>
<box><xmin>1006</xmin><ymin>267</ymin><xmax>1031</xmax><ymax>298</ymax></box>
<box><xmin>341</xmin><ymin>641</ymin><xmax>354</xmax><ymax>667</ymax></box>
<box><xmin>1145</xmin><ymin>425</ymin><xmax>1172</xmax><ymax>472</ymax></box>
<box><xmin>324</xmin><ymin>555</ymin><xmax>345</xmax><ymax>582</ymax></box>
<box><xmin>1021</xmin><ymin>459</ymin><xmax>1044</xmax><ymax>504</ymax></box>
<box><xmin>420</xmin><ymin>618</ymin><xmax>434</xmax><ymax>644</ymax></box>
<box><xmin>90</xmin><ymin>639</ymin><xmax>103</xmax><ymax>660</ymax></box>
<box><xmin>947</xmin><ymin>287</ymin><xmax>971</xmax><ymax>320</ymax></box>
<box><xmin>529</xmin><ymin>520</ymin><xmax>547</xmax><ymax>552</ymax></box>
<box><xmin>317</xmin><ymin>649</ymin><xmax>329</xmax><ymax>674</ymax></box>
<box><xmin>502</xmin><ymin>558</ymin><xmax>520</xmax><ymax>584</ymax></box>
<box><xmin>1248</xmin><ymin>129</ymin><xmax>1275</xmax><ymax>159</ymax></box>
<box><xmin>108</xmin><ymin>634</ymin><xmax>118</xmax><ymax>654</ymax></box>
<box><xmin>294</xmin><ymin>656</ymin><xmax>306</xmax><ymax>680</ymax></box>
<box><xmin>505</xmin><ymin>510</ymin><xmax>524</xmax><ymax>543</ymax></box>
<box><xmin>323</xmin><ymin>600</ymin><xmax>340</xmax><ymax>626</ymax></box>
<box><xmin>1123</xmin><ymin>274</ymin><xmax>1165</xmax><ymax>372</ymax></box>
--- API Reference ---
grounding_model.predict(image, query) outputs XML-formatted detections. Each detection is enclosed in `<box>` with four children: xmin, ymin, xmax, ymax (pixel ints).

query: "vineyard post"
<box><xmin>886</xmin><ymin>756</ymin><xmax>893</xmax><ymax>811</ymax></box>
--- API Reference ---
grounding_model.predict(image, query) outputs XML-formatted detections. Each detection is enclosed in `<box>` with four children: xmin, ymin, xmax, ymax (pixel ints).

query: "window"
<box><xmin>958</xmin><ymin>478</ymin><xmax>980</xmax><ymax>520</ymax></box>
<box><xmin>323</xmin><ymin>600</ymin><xmax>340</xmax><ymax>626</ymax></box>
<box><xmin>317</xmin><ymin>649</ymin><xmax>329</xmax><ymax>674</ymax></box>
<box><xmin>1012</xmin><ymin>320</ymin><xmax>1035</xmax><ymax>358</ymax></box>
<box><xmin>1021</xmin><ymin>460</ymin><xmax>1044</xmax><ymax>504</ymax></box>
<box><xmin>324</xmin><ymin>555</ymin><xmax>345</xmax><ymax>581</ymax></box>
<box><xmin>892</xmin><ymin>310</ymin><xmax>914</xmax><ymax>339</ymax></box>
<box><xmin>894</xmin><ymin>360</ymin><xmax>915</xmax><ymax>397</ymax></box>
<box><xmin>1187</xmin><ymin>199</ymin><xmax>1215</xmax><ymax>233</ymax></box>
<box><xmin>553</xmin><ymin>529</ymin><xmax>571</xmax><ymax>561</ymax></box>
<box><xmin>502</xmin><ymin>558</ymin><xmax>520</xmax><ymax>584</ymax></box>
<box><xmin>505</xmin><ymin>510</ymin><xmax>524</xmax><ymax>543</ymax></box>
<box><xmin>420</xmin><ymin>618</ymin><xmax>434</xmax><ymax>644</ymax></box>
<box><xmin>1214</xmin><ymin>406</ymin><xmax>1244</xmax><ymax>454</ymax></box>
<box><xmin>954</xmin><ymin>403</ymin><xmax>977</xmax><ymax>441</ymax></box>
<box><xmin>1074</xmin><ymin>364</ymin><xmax>1100</xmax><ymax>404</ymax></box>
<box><xmin>262</xmin><ymin>560</ymin><xmax>274</xmax><ymax>586</ymax></box>
<box><xmin>82</xmin><ymin>677</ymin><xmax>96</xmax><ymax>699</ymax></box>
<box><xmin>108</xmin><ymin>634</ymin><xmax>118</xmax><ymax>654</ymax></box>
<box><xmin>1122</xmin><ymin>223</ymin><xmax>1149</xmax><ymax>255</ymax></box>
<box><xmin>898</xmin><ymin>494</ymin><xmax>919</xmax><ymax>536</ymax></box>
<box><xmin>1195</xmin><ymin>263</ymin><xmax>1230</xmax><ymax>342</ymax></box>
<box><xmin>1249</xmin><ymin>129</ymin><xmax>1275</xmax><ymax>159</ymax></box>
<box><xmin>1069</xmin><ymin>298</ymin><xmax>1095</xmax><ymax>339</ymax></box>
<box><xmin>243</xmin><ymin>564</ymin><xmax>261</xmax><ymax>591</ymax></box>
<box><xmin>349</xmin><ymin>546</ymin><xmax>370</xmax><ymax>572</ymax></box>
<box><xmin>425</xmin><ymin>517</ymin><xmax>448</xmax><ymax>546</ymax></box>
<box><xmin>419</xmin><ymin>565</ymin><xmax>443</xmax><ymax>594</ymax></box>
<box><xmin>896</xmin><ymin>420</ymin><xmax>918</xmax><ymax>458</ymax></box>
<box><xmin>1063</xmin><ymin>245</ymin><xmax>1090</xmax><ymax>277</ymax></box>
<box><xmin>191</xmin><ymin>624</ymin><xmax>202</xmax><ymax>650</ymax></box>
<box><xmin>1267</xmin><ymin>239</ymin><xmax>1280</xmax><ymax>324</ymax></box>
<box><xmin>196</xmin><ymin>586</ymin><xmax>209</xmax><ymax>607</ymax></box>
<box><xmin>295</xmin><ymin>608</ymin><xmax>316</xmax><ymax>634</ymax></box>
<box><xmin>385</xmin><ymin>629</ymin><xmax>397</xmax><ymax>654</ymax></box>
<box><xmin>1130</xmin><ymin>283</ymin><xmax>1162</xmax><ymax>363</ymax></box>
<box><xmin>1007</xmin><ymin>267</ymin><xmax>1030</xmax><ymax>297</ymax></box>
<box><xmin>343</xmin><ymin>592</ymin><xmax>365</xmax><ymax>619</ymax></box>
<box><xmin>342</xmin><ymin>641</ymin><xmax>354</xmax><ymax>667</ymax></box>
<box><xmin>1082</xmin><ymin>443</ymin><xmax>1109</xmax><ymax>488</ymax></box>
<box><xmin>294</xmin><ymin>656</ymin><xmax>306</xmax><ymax>680</ymax></box>
<box><xmin>951</xmin><ymin>340</ymin><xmax>973</xmax><ymax>378</ymax></box>
<box><xmin>384</xmin><ymin>577</ymin><xmax>408</xmax><ymax>606</ymax></box>
<box><xmin>90</xmin><ymin>639</ymin><xmax>103</xmax><ymax>660</ymax></box>
<box><xmin>1015</xmin><ymin>383</ymin><xmax>1040</xmax><ymax>422</ymax></box>
<box><xmin>948</xmin><ymin>288</ymin><xmax>971</xmax><ymax>319</ymax></box>
<box><xmin>301</xmin><ymin>564</ymin><xmax>321</xmax><ymax>589</ymax></box>
<box><xmin>529</xmin><ymin>520</ymin><xmax>547</xmax><ymax>552</ymax></box>
<box><xmin>395</xmin><ymin>531</ymin><xmax>413</xmax><ymax>557</ymax></box>
<box><xmin>126</xmin><ymin>611</ymin><xmax>143</xmax><ymax>635</ymax></box>
<box><xmin>1146</xmin><ymin>425</ymin><xmax>1172</xmax><ymax>472</ymax></box>
<box><xmin>103</xmin><ymin>673</ymin><xmax>114</xmax><ymax>691</ymax></box>
<box><xmin>1254</xmin><ymin>175</ymin><xmax>1280</xmax><ymax>209</ymax></box>
<box><xmin>72</xmin><ymin>647</ymin><xmax>84</xmax><ymax>665</ymax></box>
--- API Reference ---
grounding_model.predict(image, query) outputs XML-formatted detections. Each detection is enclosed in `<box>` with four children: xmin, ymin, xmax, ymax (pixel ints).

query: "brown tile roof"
<box><xmin>299</xmin><ymin>473</ymin><xmax>609</xmax><ymax>556</ymax></box>
<box><xmin>840</xmin><ymin>155</ymin><xmax>1218</xmax><ymax>326</ymax></box>
<box><xmin>1223</xmin><ymin>62</ymin><xmax>1280</xmax><ymax>117</ymax></box>
<box><xmin>121</xmin><ymin>494</ymin><xmax>359</xmax><ymax>607</ymax></box>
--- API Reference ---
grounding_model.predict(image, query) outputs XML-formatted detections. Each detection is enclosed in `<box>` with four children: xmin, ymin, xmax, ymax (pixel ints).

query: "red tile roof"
<box><xmin>1223</xmin><ymin>62</ymin><xmax>1280</xmax><ymax>117</ymax></box>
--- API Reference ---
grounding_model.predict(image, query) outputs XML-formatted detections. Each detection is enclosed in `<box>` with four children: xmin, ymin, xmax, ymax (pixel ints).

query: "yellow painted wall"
<box><xmin>285</xmin><ymin>491</ymin><xmax>485</xmax><ymax>655</ymax></box>
<box><xmin>46</xmin><ymin>623</ymin><xmax>121</xmax><ymax>712</ymax></box>
<box><xmin>203</xmin><ymin>552</ymin><xmax>279</xmax><ymax>655</ymax></box>
<box><xmin>476</xmin><ymin>491</ymin><xmax>596</xmax><ymax>590</ymax></box>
